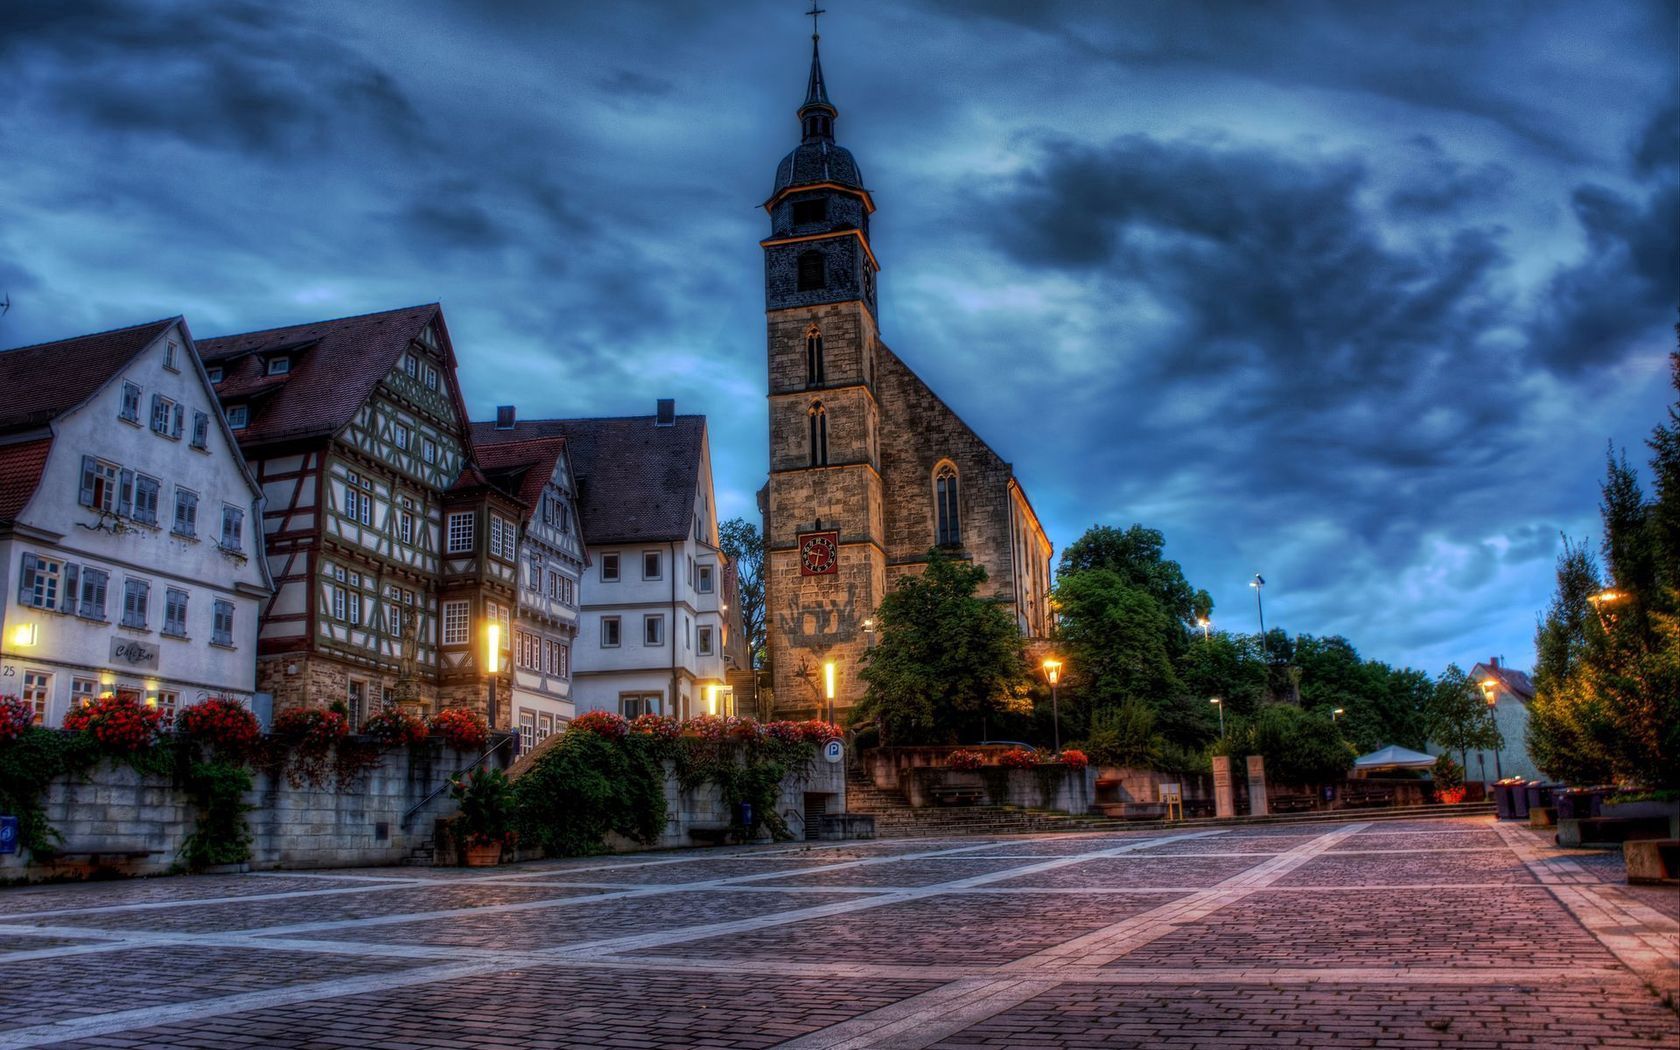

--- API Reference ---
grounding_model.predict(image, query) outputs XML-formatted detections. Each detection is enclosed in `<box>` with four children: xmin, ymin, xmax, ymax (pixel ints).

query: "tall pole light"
<box><xmin>1210</xmin><ymin>696</ymin><xmax>1225</xmax><ymax>737</ymax></box>
<box><xmin>1196</xmin><ymin>616</ymin><xmax>1211</xmax><ymax>640</ymax></box>
<box><xmin>1332</xmin><ymin>707</ymin><xmax>1344</xmax><ymax>722</ymax></box>
<box><xmin>1479</xmin><ymin>677</ymin><xmax>1502</xmax><ymax>780</ymax></box>
<box><xmin>1586</xmin><ymin>589</ymin><xmax>1625</xmax><ymax>632</ymax></box>
<box><xmin>823</xmin><ymin>660</ymin><xmax>836</xmax><ymax>726</ymax></box>
<box><xmin>1041</xmin><ymin>658</ymin><xmax>1063</xmax><ymax>753</ymax></box>
<box><xmin>484</xmin><ymin>620</ymin><xmax>501</xmax><ymax>732</ymax></box>
<box><xmin>1249</xmin><ymin>573</ymin><xmax>1267</xmax><ymax>661</ymax></box>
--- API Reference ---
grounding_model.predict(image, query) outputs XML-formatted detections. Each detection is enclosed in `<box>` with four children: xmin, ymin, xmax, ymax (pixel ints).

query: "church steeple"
<box><xmin>800</xmin><ymin>32</ymin><xmax>835</xmax><ymax>143</ymax></box>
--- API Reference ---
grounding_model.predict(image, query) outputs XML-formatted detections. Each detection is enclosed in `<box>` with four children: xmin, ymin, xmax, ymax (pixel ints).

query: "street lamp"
<box><xmin>822</xmin><ymin>660</ymin><xmax>836</xmax><ymax>726</ymax></box>
<box><xmin>1332</xmin><ymin>707</ymin><xmax>1344</xmax><ymax>722</ymax></box>
<box><xmin>1196</xmin><ymin>616</ymin><xmax>1211</xmax><ymax>640</ymax></box>
<box><xmin>1041</xmin><ymin>658</ymin><xmax>1063</xmax><ymax>753</ymax></box>
<box><xmin>1480</xmin><ymin>677</ymin><xmax>1502</xmax><ymax>779</ymax></box>
<box><xmin>706</xmin><ymin>683</ymin><xmax>719</xmax><ymax>717</ymax></box>
<box><xmin>484</xmin><ymin>620</ymin><xmax>501</xmax><ymax>731</ymax></box>
<box><xmin>1210</xmin><ymin>696</ymin><xmax>1225</xmax><ymax>737</ymax></box>
<box><xmin>1250</xmin><ymin>573</ymin><xmax>1267</xmax><ymax>661</ymax></box>
<box><xmin>1586</xmin><ymin>589</ymin><xmax>1626</xmax><ymax>631</ymax></box>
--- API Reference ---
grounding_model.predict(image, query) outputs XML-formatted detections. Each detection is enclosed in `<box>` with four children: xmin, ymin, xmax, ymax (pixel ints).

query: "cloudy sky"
<box><xmin>3</xmin><ymin>1</ymin><xmax>1674</xmax><ymax>675</ymax></box>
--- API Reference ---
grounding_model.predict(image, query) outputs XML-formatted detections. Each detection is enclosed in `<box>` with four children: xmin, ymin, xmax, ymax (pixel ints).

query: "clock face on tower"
<box><xmin>799</xmin><ymin>530</ymin><xmax>839</xmax><ymax>576</ymax></box>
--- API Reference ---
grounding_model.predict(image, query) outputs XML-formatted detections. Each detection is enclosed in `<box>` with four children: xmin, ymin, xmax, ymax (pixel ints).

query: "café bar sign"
<box><xmin>109</xmin><ymin>637</ymin><xmax>159</xmax><ymax>670</ymax></box>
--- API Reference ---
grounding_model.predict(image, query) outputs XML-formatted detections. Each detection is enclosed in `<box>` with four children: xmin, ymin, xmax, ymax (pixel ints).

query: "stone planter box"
<box><xmin>1602</xmin><ymin>798</ymin><xmax>1680</xmax><ymax>840</ymax></box>
<box><xmin>904</xmin><ymin>764</ymin><xmax>1094</xmax><ymax>814</ymax></box>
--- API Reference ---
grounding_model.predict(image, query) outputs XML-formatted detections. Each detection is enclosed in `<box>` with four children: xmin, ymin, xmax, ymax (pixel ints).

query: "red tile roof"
<box><xmin>468</xmin><ymin>433</ymin><xmax>571</xmax><ymax>518</ymax></box>
<box><xmin>0</xmin><ymin>318</ymin><xmax>177</xmax><ymax>436</ymax></box>
<box><xmin>198</xmin><ymin>304</ymin><xmax>462</xmax><ymax>449</ymax></box>
<box><xmin>0</xmin><ymin>438</ymin><xmax>52</xmax><ymax>526</ymax></box>
<box><xmin>1472</xmin><ymin>662</ymin><xmax>1535</xmax><ymax>701</ymax></box>
<box><xmin>471</xmin><ymin>416</ymin><xmax>704</xmax><ymax>545</ymax></box>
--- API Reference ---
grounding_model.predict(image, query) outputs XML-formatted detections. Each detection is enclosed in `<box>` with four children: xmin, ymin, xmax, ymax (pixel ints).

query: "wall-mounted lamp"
<box><xmin>9</xmin><ymin>623</ymin><xmax>38</xmax><ymax>647</ymax></box>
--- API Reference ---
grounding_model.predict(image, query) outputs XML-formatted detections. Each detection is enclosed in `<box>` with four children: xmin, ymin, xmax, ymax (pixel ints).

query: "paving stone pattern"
<box><xmin>0</xmin><ymin>816</ymin><xmax>1674</xmax><ymax>1049</ymax></box>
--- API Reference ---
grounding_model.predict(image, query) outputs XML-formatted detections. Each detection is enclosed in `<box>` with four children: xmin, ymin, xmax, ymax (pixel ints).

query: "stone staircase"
<box><xmin>844</xmin><ymin>768</ymin><xmax>1495</xmax><ymax>839</ymax></box>
<box><xmin>402</xmin><ymin>837</ymin><xmax>436</xmax><ymax>866</ymax></box>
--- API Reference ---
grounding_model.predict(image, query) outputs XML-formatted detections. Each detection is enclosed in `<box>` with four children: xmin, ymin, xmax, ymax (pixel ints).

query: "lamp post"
<box><xmin>1210</xmin><ymin>696</ymin><xmax>1225</xmax><ymax>737</ymax></box>
<box><xmin>1332</xmin><ymin>707</ymin><xmax>1344</xmax><ymax>722</ymax></box>
<box><xmin>1196</xmin><ymin>616</ymin><xmax>1211</xmax><ymax>640</ymax></box>
<box><xmin>1249</xmin><ymin>573</ymin><xmax>1267</xmax><ymax>662</ymax></box>
<box><xmin>484</xmin><ymin>620</ymin><xmax>501</xmax><ymax>732</ymax></box>
<box><xmin>1586</xmin><ymin>589</ymin><xmax>1626</xmax><ymax>632</ymax></box>
<box><xmin>822</xmin><ymin>660</ymin><xmax>836</xmax><ymax>726</ymax></box>
<box><xmin>1041</xmin><ymin>658</ymin><xmax>1063</xmax><ymax>753</ymax></box>
<box><xmin>1479</xmin><ymin>677</ymin><xmax>1502</xmax><ymax>780</ymax></box>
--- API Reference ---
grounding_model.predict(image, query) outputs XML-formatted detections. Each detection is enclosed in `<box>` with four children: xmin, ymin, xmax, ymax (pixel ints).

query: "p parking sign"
<box><xmin>0</xmin><ymin>815</ymin><xmax>18</xmax><ymax>855</ymax></box>
<box><xmin>823</xmin><ymin>739</ymin><xmax>844</xmax><ymax>764</ymax></box>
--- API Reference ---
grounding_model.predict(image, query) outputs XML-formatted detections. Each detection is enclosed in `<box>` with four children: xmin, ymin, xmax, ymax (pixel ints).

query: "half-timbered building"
<box><xmin>0</xmin><ymin>318</ymin><xmax>271</xmax><ymax>726</ymax></box>
<box><xmin>468</xmin><ymin>423</ymin><xmax>587</xmax><ymax>745</ymax></box>
<box><xmin>199</xmin><ymin>304</ymin><xmax>497</xmax><ymax>723</ymax></box>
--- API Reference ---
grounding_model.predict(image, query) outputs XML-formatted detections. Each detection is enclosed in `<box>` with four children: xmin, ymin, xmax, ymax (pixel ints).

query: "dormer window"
<box><xmin>266</xmin><ymin>356</ymin><xmax>290</xmax><ymax>376</ymax></box>
<box><xmin>792</xmin><ymin>199</ymin><xmax>826</xmax><ymax>226</ymax></box>
<box><xmin>206</xmin><ymin>366</ymin><xmax>223</xmax><ymax>383</ymax></box>
<box><xmin>226</xmin><ymin>404</ymin><xmax>248</xmax><ymax>430</ymax></box>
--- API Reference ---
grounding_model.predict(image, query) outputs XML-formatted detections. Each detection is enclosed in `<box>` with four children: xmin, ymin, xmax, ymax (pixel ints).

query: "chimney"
<box><xmin>655</xmin><ymin>398</ymin><xmax>675</xmax><ymax>427</ymax></box>
<box><xmin>495</xmin><ymin>405</ymin><xmax>516</xmax><ymax>430</ymax></box>
<box><xmin>1489</xmin><ymin>656</ymin><xmax>1499</xmax><ymax>669</ymax></box>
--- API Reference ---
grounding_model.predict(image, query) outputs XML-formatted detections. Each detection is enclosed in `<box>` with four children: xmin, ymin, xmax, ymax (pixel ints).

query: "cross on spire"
<box><xmin>807</xmin><ymin>1</ymin><xmax>826</xmax><ymax>38</ymax></box>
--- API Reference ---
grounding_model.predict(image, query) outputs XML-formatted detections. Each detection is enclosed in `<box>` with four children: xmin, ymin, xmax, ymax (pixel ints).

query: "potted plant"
<box><xmin>450</xmin><ymin>767</ymin><xmax>515</xmax><ymax>866</ymax></box>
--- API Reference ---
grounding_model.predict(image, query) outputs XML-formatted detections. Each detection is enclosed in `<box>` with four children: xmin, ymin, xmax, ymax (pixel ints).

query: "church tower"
<box><xmin>763</xmin><ymin>22</ymin><xmax>886</xmax><ymax>720</ymax></box>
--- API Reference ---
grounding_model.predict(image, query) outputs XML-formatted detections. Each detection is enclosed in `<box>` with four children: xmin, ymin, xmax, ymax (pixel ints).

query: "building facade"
<box><xmin>199</xmin><ymin>304</ymin><xmax>508</xmax><ymax>725</ymax></box>
<box><xmin>1466</xmin><ymin>657</ymin><xmax>1540</xmax><ymax>784</ymax></box>
<box><xmin>473</xmin><ymin>404</ymin><xmax>744</xmax><ymax>722</ymax></box>
<box><xmin>0</xmin><ymin>319</ymin><xmax>271</xmax><ymax>726</ymax></box>
<box><xmin>468</xmin><ymin>425</ymin><xmax>587</xmax><ymax>747</ymax></box>
<box><xmin>761</xmin><ymin>34</ymin><xmax>1054</xmax><ymax>719</ymax></box>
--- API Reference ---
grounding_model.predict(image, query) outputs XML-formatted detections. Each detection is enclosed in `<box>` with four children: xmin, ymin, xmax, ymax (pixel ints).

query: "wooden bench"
<box><xmin>1271</xmin><ymin>795</ymin><xmax>1317</xmax><ymax>813</ymax></box>
<box><xmin>931</xmin><ymin>786</ymin><xmax>986</xmax><ymax>806</ymax></box>
<box><xmin>1343</xmin><ymin>789</ymin><xmax>1394</xmax><ymax>809</ymax></box>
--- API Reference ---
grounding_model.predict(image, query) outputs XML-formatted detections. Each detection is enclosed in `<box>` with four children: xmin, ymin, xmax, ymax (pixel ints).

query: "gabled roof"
<box><xmin>0</xmin><ymin>318</ymin><xmax>177</xmax><ymax>436</ymax></box>
<box><xmin>471</xmin><ymin>416</ymin><xmax>705</xmax><ymax>545</ymax></box>
<box><xmin>0</xmin><ymin>438</ymin><xmax>52</xmax><ymax>527</ymax></box>
<box><xmin>198</xmin><ymin>304</ymin><xmax>464</xmax><ymax>449</ymax></box>
<box><xmin>467</xmin><ymin>431</ymin><xmax>571</xmax><ymax>517</ymax></box>
<box><xmin>1470</xmin><ymin>662</ymin><xmax>1535</xmax><ymax>702</ymax></box>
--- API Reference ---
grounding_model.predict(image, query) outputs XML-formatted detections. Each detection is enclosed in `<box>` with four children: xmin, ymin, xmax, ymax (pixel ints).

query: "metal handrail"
<box><xmin>400</xmin><ymin>734</ymin><xmax>514</xmax><ymax>830</ymax></box>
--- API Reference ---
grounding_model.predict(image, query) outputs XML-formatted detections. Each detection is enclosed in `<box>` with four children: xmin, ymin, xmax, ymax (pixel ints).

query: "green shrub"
<box><xmin>512</xmin><ymin>730</ymin><xmax>669</xmax><ymax>856</ymax></box>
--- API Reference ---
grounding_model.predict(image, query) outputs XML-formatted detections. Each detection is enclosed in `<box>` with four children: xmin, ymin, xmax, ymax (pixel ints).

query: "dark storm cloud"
<box><xmin>0</xmin><ymin>0</ymin><xmax>423</xmax><ymax>155</ymax></box>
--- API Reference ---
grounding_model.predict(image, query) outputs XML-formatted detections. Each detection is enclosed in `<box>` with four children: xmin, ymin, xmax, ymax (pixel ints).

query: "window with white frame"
<box><xmin>121</xmin><ymin>579</ymin><xmax>149</xmax><ymax>629</ymax></box>
<box><xmin>518</xmin><ymin>711</ymin><xmax>535</xmax><ymax>752</ymax></box>
<box><xmin>212</xmin><ymin>599</ymin><xmax>234</xmax><ymax>646</ymax></box>
<box><xmin>393</xmin><ymin>422</ymin><xmax>410</xmax><ymax>450</ymax></box>
<box><xmin>266</xmin><ymin>356</ymin><xmax>290</xmax><ymax>376</ymax></box>
<box><xmin>173</xmin><ymin>488</ymin><xmax>198</xmax><ymax>537</ymax></box>
<box><xmin>490</xmin><ymin>515</ymin><xmax>516</xmax><ymax>561</ymax></box>
<box><xmin>601</xmin><ymin>615</ymin><xmax>621</xmax><ymax>647</ymax></box>
<box><xmin>80</xmin><ymin>457</ymin><xmax>121</xmax><ymax>512</ymax></box>
<box><xmin>226</xmin><ymin>404</ymin><xmax>248</xmax><ymax>429</ymax></box>
<box><xmin>164</xmin><ymin>339</ymin><xmax>179</xmax><ymax>371</ymax></box>
<box><xmin>447</xmin><ymin>512</ymin><xmax>474</xmax><ymax>553</ymax></box>
<box><xmin>423</xmin><ymin>365</ymin><xmax>439</xmax><ymax>391</ymax></box>
<box><xmin>331</xmin><ymin>585</ymin><xmax>347</xmax><ymax>621</ymax></box>
<box><xmin>120</xmin><ymin>382</ymin><xmax>141</xmax><ymax>423</ymax></box>
<box><xmin>619</xmin><ymin>693</ymin><xmax>660</xmax><ymax>718</ymax></box>
<box><xmin>601</xmin><ymin>553</ymin><xmax>619</xmax><ymax>581</ymax></box>
<box><xmin>642</xmin><ymin>551</ymin><xmax>661</xmax><ymax>580</ymax></box>
<box><xmin>206</xmin><ymin>366</ymin><xmax>223</xmax><ymax>383</ymax></box>
<box><xmin>442</xmin><ymin>600</ymin><xmax>470</xmax><ymax>645</ymax></box>
<box><xmin>698</xmin><ymin>625</ymin><xmax>715</xmax><ymax>656</ymax></box>
<box><xmin>423</xmin><ymin>437</ymin><xmax>437</xmax><ymax>464</ymax></box>
<box><xmin>643</xmin><ymin>614</ymin><xmax>665</xmax><ymax>646</ymax></box>
<box><xmin>538</xmin><ymin>713</ymin><xmax>553</xmax><ymax>740</ymax></box>
<box><xmin>71</xmin><ymin>677</ymin><xmax>99</xmax><ymax>709</ymax></box>
<box><xmin>528</xmin><ymin>556</ymin><xmax>543</xmax><ymax>590</ymax></box>
<box><xmin>150</xmin><ymin>393</ymin><xmax>174</xmax><ymax>435</ymax></box>
<box><xmin>22</xmin><ymin>672</ymin><xmax>51</xmax><ymax>723</ymax></box>
<box><xmin>77</xmin><ymin>567</ymin><xmax>108</xmax><ymax>620</ymax></box>
<box><xmin>16</xmin><ymin>554</ymin><xmax>62</xmax><ymax>609</ymax></box>
<box><xmin>404</xmin><ymin>353</ymin><xmax>418</xmax><ymax>377</ymax></box>
<box><xmin>190</xmin><ymin>411</ymin><xmax>209</xmax><ymax>450</ymax></box>
<box><xmin>150</xmin><ymin>690</ymin><xmax>178</xmax><ymax>726</ymax></box>
<box><xmin>220</xmin><ymin>505</ymin><xmax>243</xmax><ymax>551</ymax></box>
<box><xmin>164</xmin><ymin>588</ymin><xmax>189</xmax><ymax>637</ymax></box>
<box><xmin>346</xmin><ymin>679</ymin><xmax>365</xmax><ymax>729</ymax></box>
<box><xmin>697</xmin><ymin>565</ymin><xmax>714</xmax><ymax>593</ymax></box>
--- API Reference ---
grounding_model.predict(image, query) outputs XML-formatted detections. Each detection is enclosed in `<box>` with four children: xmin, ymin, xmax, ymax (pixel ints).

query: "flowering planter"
<box><xmin>464</xmin><ymin>843</ymin><xmax>503</xmax><ymax>867</ymax></box>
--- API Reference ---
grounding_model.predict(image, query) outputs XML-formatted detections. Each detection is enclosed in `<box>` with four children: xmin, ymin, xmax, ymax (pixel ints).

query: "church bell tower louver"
<box><xmin>763</xmin><ymin>13</ymin><xmax>886</xmax><ymax>720</ymax></box>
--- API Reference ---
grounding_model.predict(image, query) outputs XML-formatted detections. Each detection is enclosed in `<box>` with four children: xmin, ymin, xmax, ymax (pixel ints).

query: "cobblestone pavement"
<box><xmin>0</xmin><ymin>817</ymin><xmax>1674</xmax><ymax>1048</ymax></box>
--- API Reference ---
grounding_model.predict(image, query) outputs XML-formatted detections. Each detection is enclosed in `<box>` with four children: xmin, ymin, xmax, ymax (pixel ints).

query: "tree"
<box><xmin>718</xmin><ymin>518</ymin><xmax>766</xmax><ymax>670</ymax></box>
<box><xmin>1425</xmin><ymin>664</ymin><xmax>1501</xmax><ymax>770</ymax></box>
<box><xmin>1057</xmin><ymin>525</ymin><xmax>1211</xmax><ymax>629</ymax></box>
<box><xmin>1246</xmin><ymin>704</ymin><xmax>1356</xmax><ymax>784</ymax></box>
<box><xmin>1527</xmin><ymin>539</ymin><xmax>1616</xmax><ymax>784</ymax></box>
<box><xmin>852</xmin><ymin>550</ymin><xmax>1030</xmax><ymax>744</ymax></box>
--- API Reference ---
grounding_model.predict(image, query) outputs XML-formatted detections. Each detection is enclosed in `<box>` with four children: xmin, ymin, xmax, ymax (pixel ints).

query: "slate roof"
<box><xmin>1471</xmin><ymin>662</ymin><xmax>1536</xmax><ymax>702</ymax></box>
<box><xmin>471</xmin><ymin>416</ymin><xmax>704</xmax><ymax>545</ymax></box>
<box><xmin>467</xmin><ymin>431</ymin><xmax>571</xmax><ymax>520</ymax></box>
<box><xmin>198</xmin><ymin>304</ymin><xmax>457</xmax><ymax>449</ymax></box>
<box><xmin>773</xmin><ymin>140</ymin><xmax>864</xmax><ymax>197</ymax></box>
<box><xmin>0</xmin><ymin>318</ymin><xmax>177</xmax><ymax>436</ymax></box>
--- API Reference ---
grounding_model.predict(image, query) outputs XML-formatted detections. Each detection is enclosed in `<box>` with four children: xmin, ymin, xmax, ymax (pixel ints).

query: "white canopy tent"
<box><xmin>1353</xmin><ymin>744</ymin><xmax>1438</xmax><ymax>775</ymax></box>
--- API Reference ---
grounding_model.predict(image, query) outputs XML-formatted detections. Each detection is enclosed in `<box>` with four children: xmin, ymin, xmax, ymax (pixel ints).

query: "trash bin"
<box><xmin>1525</xmin><ymin>782</ymin><xmax>1553</xmax><ymax>812</ymax></box>
<box><xmin>1493</xmin><ymin>781</ymin><xmax>1514</xmax><ymax>820</ymax></box>
<box><xmin>1509</xmin><ymin>779</ymin><xmax>1530</xmax><ymax>819</ymax></box>
<box><xmin>735</xmin><ymin>802</ymin><xmax>754</xmax><ymax>829</ymax></box>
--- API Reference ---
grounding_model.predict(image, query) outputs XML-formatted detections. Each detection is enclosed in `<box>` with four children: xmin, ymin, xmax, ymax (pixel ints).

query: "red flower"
<box><xmin>63</xmin><ymin>690</ymin><xmax>161</xmax><ymax>753</ymax></box>
<box><xmin>997</xmin><ymin>748</ymin><xmax>1038</xmax><ymax>769</ymax></box>
<box><xmin>568</xmin><ymin>710</ymin><xmax>629</xmax><ymax>740</ymax></box>
<box><xmin>1057</xmin><ymin>749</ymin><xmax>1089</xmax><ymax>770</ymax></box>
<box><xmin>0</xmin><ymin>695</ymin><xmax>36</xmax><ymax>742</ymax></box>
<box><xmin>429</xmin><ymin>707</ymin><xmax>490</xmax><ymax>751</ymax></box>
<box><xmin>947</xmin><ymin>749</ymin><xmax>985</xmax><ymax>770</ymax></box>
<box><xmin>176</xmin><ymin>697</ymin><xmax>261</xmax><ymax>754</ymax></box>
<box><xmin>363</xmin><ymin>706</ymin><xmax>429</xmax><ymax>747</ymax></box>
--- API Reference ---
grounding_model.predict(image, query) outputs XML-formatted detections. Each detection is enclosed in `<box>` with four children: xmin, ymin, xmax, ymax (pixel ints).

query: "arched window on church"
<box><xmin>808</xmin><ymin>402</ymin><xmax>829</xmax><ymax>467</ymax></box>
<box><xmin>935</xmin><ymin>463</ymin><xmax>961</xmax><ymax>547</ymax></box>
<box><xmin>805</xmin><ymin>327</ymin><xmax>825</xmax><ymax>386</ymax></box>
<box><xmin>797</xmin><ymin>250</ymin><xmax>826</xmax><ymax>292</ymax></box>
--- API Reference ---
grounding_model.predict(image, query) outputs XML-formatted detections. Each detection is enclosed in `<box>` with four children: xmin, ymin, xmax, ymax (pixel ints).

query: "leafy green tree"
<box><xmin>1179</xmin><ymin>631</ymin><xmax>1267</xmax><ymax>719</ymax></box>
<box><xmin>1057</xmin><ymin>525</ymin><xmax>1212</xmax><ymax>629</ymax></box>
<box><xmin>1081</xmin><ymin>701</ymin><xmax>1161</xmax><ymax>768</ymax></box>
<box><xmin>1247</xmin><ymin>704</ymin><xmax>1356</xmax><ymax>784</ymax></box>
<box><xmin>853</xmin><ymin>550</ymin><xmax>1030</xmax><ymax>744</ymax></box>
<box><xmin>1426</xmin><ymin>664</ymin><xmax>1502</xmax><ymax>770</ymax></box>
<box><xmin>718</xmin><ymin>518</ymin><xmax>766</xmax><ymax>669</ymax></box>
<box><xmin>1527</xmin><ymin>540</ymin><xmax>1616</xmax><ymax>784</ymax></box>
